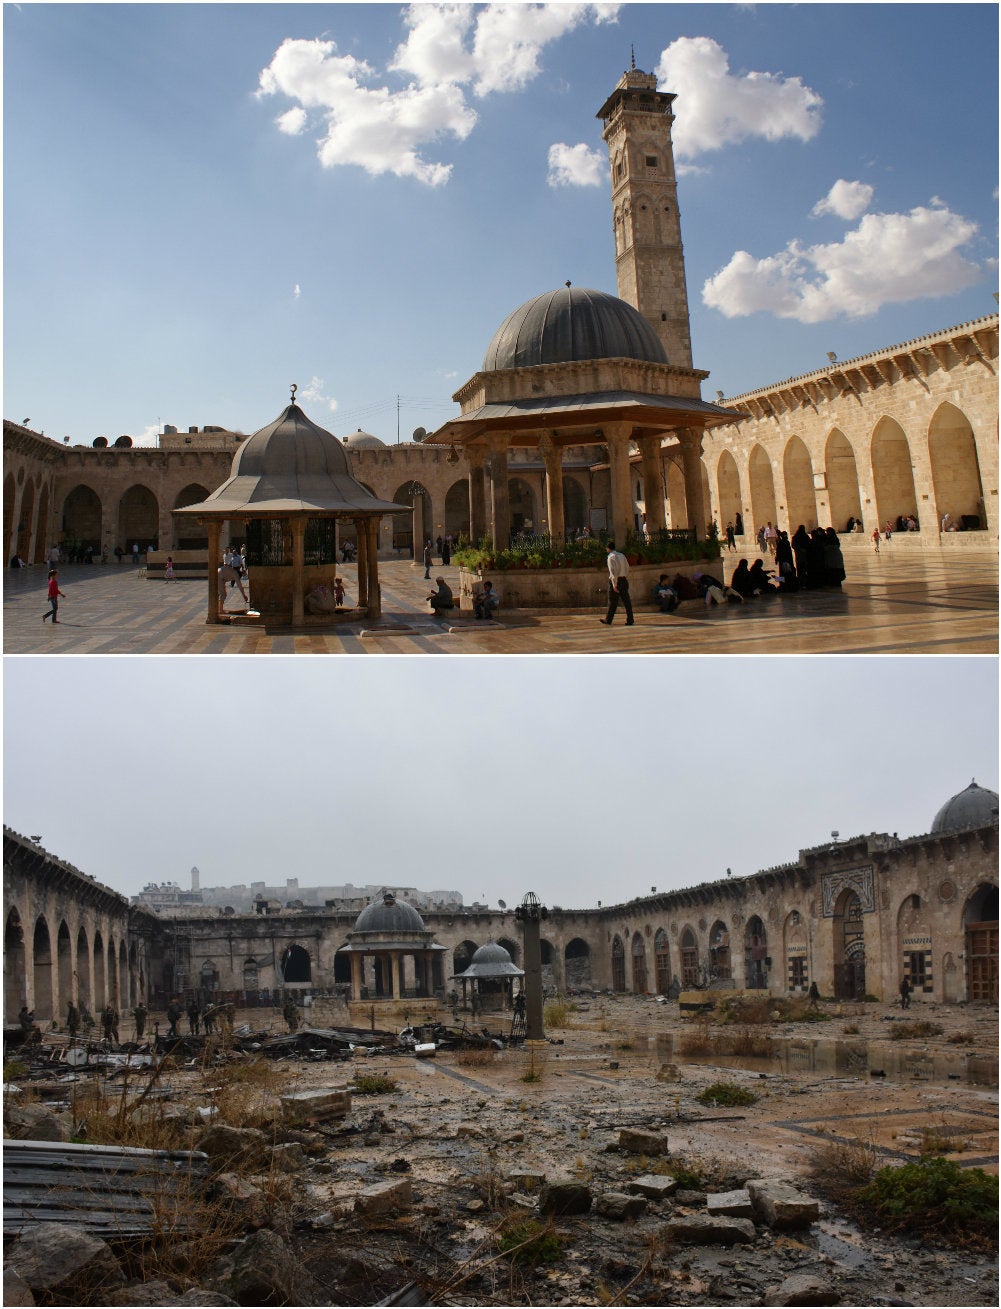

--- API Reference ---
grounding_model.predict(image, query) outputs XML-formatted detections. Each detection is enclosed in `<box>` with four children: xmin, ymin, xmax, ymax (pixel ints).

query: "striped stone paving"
<box><xmin>5</xmin><ymin>551</ymin><xmax>997</xmax><ymax>656</ymax></box>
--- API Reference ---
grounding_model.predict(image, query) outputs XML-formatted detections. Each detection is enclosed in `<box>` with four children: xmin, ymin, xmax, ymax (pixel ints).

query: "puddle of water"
<box><xmin>650</xmin><ymin>1034</ymin><xmax>997</xmax><ymax>1089</ymax></box>
<box><xmin>813</xmin><ymin>1225</ymin><xmax>876</xmax><ymax>1270</ymax></box>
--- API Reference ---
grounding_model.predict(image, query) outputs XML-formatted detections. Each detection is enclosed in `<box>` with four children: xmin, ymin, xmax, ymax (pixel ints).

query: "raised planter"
<box><xmin>458</xmin><ymin>559</ymin><xmax>723</xmax><ymax>612</ymax></box>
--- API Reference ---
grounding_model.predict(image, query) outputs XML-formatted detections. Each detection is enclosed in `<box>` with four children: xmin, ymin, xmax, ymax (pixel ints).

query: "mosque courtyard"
<box><xmin>4</xmin><ymin>548</ymin><xmax>997</xmax><ymax>655</ymax></box>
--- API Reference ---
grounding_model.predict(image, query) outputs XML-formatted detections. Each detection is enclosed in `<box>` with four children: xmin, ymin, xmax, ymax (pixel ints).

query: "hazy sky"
<box><xmin>4</xmin><ymin>3</ymin><xmax>997</xmax><ymax>445</ymax></box>
<box><xmin>4</xmin><ymin>655</ymin><xmax>997</xmax><ymax>907</ymax></box>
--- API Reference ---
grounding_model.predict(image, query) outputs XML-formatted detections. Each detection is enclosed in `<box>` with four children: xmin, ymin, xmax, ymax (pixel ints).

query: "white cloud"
<box><xmin>258</xmin><ymin>6</ymin><xmax>621</xmax><ymax>185</ymax></box>
<box><xmin>293</xmin><ymin>284</ymin><xmax>301</xmax><ymax>299</ymax></box>
<box><xmin>298</xmin><ymin>377</ymin><xmax>338</xmax><ymax>414</ymax></box>
<box><xmin>702</xmin><ymin>201</ymin><xmax>981</xmax><ymax>323</ymax></box>
<box><xmin>547</xmin><ymin>141</ymin><xmax>606</xmax><ymax>187</ymax></box>
<box><xmin>655</xmin><ymin>36</ymin><xmax>822</xmax><ymax>161</ymax></box>
<box><xmin>812</xmin><ymin>179</ymin><xmax>874</xmax><ymax>221</ymax></box>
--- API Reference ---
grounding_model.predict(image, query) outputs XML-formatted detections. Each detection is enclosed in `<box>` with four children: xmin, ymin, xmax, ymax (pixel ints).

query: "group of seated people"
<box><xmin>426</xmin><ymin>578</ymin><xmax>499</xmax><ymax>620</ymax></box>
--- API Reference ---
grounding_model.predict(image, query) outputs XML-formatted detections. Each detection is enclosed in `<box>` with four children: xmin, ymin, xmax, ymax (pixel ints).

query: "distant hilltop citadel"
<box><xmin>131</xmin><ymin>868</ymin><xmax>466</xmax><ymax>916</ymax></box>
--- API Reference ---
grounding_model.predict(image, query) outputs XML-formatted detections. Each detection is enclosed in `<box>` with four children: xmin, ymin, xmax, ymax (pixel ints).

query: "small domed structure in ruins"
<box><xmin>338</xmin><ymin>893</ymin><xmax>446</xmax><ymax>1018</ymax></box>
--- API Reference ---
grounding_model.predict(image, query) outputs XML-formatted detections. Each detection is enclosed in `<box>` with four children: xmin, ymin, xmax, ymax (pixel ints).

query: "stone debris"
<box><xmin>625</xmin><ymin>1173</ymin><xmax>679</xmax><ymax>1199</ymax></box>
<box><xmin>355</xmin><ymin>1178</ymin><xmax>414</xmax><ymax>1217</ymax></box>
<box><xmin>617</xmin><ymin>1126</ymin><xmax>669</xmax><ymax>1154</ymax></box>
<box><xmin>763</xmin><ymin>1272</ymin><xmax>842</xmax><ymax>1305</ymax></box>
<box><xmin>706</xmin><ymin>1187</ymin><xmax>755</xmax><ymax>1219</ymax></box>
<box><xmin>6</xmin><ymin>1222</ymin><xmax>126</xmax><ymax>1299</ymax></box>
<box><xmin>280</xmin><ymin>1085</ymin><xmax>352</xmax><ymax>1121</ymax></box>
<box><xmin>663</xmin><ymin>1213</ymin><xmax>757</xmax><ymax>1245</ymax></box>
<box><xmin>538</xmin><ymin>1180</ymin><xmax>593</xmax><ymax>1216</ymax></box>
<box><xmin>595</xmin><ymin>1190</ymin><xmax>648</xmax><ymax>1220</ymax></box>
<box><xmin>747</xmin><ymin>1178</ymin><xmax>821</xmax><ymax>1229</ymax></box>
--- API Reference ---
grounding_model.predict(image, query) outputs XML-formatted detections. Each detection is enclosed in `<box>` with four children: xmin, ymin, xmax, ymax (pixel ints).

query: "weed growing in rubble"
<box><xmin>496</xmin><ymin>1218</ymin><xmax>563</xmax><ymax>1266</ymax></box>
<box><xmin>456</xmin><ymin>1047</ymin><xmax>496</xmax><ymax>1068</ymax></box>
<box><xmin>353</xmin><ymin>1071</ymin><xmax>398</xmax><ymax>1095</ymax></box>
<box><xmin>948</xmin><ymin>1030</ymin><xmax>975</xmax><ymax>1045</ymax></box>
<box><xmin>809</xmin><ymin>1133</ymin><xmax>878</xmax><ymax>1198</ymax></box>
<box><xmin>695</xmin><ymin>1081</ymin><xmax>758</xmax><ymax>1108</ymax></box>
<box><xmin>521</xmin><ymin>1070</ymin><xmax>541</xmax><ymax>1083</ymax></box>
<box><xmin>890</xmin><ymin>1020</ymin><xmax>945</xmax><ymax>1041</ymax></box>
<box><xmin>4</xmin><ymin>1059</ymin><xmax>29</xmax><ymax>1081</ymax></box>
<box><xmin>920</xmin><ymin>1126</ymin><xmax>967</xmax><ymax>1156</ymax></box>
<box><xmin>856</xmin><ymin>1156</ymin><xmax>998</xmax><ymax>1248</ymax></box>
<box><xmin>543</xmin><ymin>1000</ymin><xmax>579</xmax><ymax>1028</ymax></box>
<box><xmin>842</xmin><ymin>1024</ymin><xmax>860</xmax><ymax>1035</ymax></box>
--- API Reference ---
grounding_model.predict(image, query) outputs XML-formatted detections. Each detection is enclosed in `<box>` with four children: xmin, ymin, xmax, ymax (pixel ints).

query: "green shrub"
<box><xmin>3</xmin><ymin>1059</ymin><xmax>28</xmax><ymax>1081</ymax></box>
<box><xmin>696</xmin><ymin>1081</ymin><xmax>758</xmax><ymax>1108</ymax></box>
<box><xmin>857</xmin><ymin>1156</ymin><xmax>997</xmax><ymax>1246</ymax></box>
<box><xmin>352</xmin><ymin>1072</ymin><xmax>398</xmax><ymax>1095</ymax></box>
<box><xmin>497</xmin><ymin>1218</ymin><xmax>562</xmax><ymax>1266</ymax></box>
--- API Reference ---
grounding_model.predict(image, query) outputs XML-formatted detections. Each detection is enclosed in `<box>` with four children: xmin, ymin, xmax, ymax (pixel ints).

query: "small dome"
<box><xmin>471</xmin><ymin>940</ymin><xmax>513</xmax><ymax>967</ymax></box>
<box><xmin>483</xmin><ymin>286</ymin><xmax>668</xmax><ymax>371</ymax></box>
<box><xmin>931</xmin><ymin>780</ymin><xmax>999</xmax><ymax>833</ymax></box>
<box><xmin>343</xmin><ymin>429</ymin><xmax>386</xmax><ymax>449</ymax></box>
<box><xmin>232</xmin><ymin>402</ymin><xmax>350</xmax><ymax>480</ymax></box>
<box><xmin>353</xmin><ymin>892</ymin><xmax>426</xmax><ymax>935</ymax></box>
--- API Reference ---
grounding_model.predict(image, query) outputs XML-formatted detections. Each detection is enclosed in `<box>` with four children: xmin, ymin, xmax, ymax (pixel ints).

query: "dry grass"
<box><xmin>947</xmin><ymin>1030</ymin><xmax>975</xmax><ymax>1046</ymax></box>
<box><xmin>808</xmin><ymin>1132</ymin><xmax>878</xmax><ymax>1203</ymax></box>
<box><xmin>455</xmin><ymin>1047</ymin><xmax>497</xmax><ymax>1068</ymax></box>
<box><xmin>890</xmin><ymin>1020</ymin><xmax>945</xmax><ymax>1041</ymax></box>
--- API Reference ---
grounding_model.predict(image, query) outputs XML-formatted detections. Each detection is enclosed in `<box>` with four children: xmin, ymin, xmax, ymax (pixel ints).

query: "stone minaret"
<box><xmin>596</xmin><ymin>59</ymin><xmax>693</xmax><ymax>369</ymax></box>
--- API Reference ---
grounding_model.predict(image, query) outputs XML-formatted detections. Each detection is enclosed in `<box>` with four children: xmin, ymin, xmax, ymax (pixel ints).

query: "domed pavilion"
<box><xmin>175</xmin><ymin>392</ymin><xmax>408</xmax><ymax>626</ymax></box>
<box><xmin>337</xmin><ymin>892</ymin><xmax>447</xmax><ymax>1022</ymax></box>
<box><xmin>453</xmin><ymin>939</ymin><xmax>524</xmax><ymax>1012</ymax></box>
<box><xmin>425</xmin><ymin>283</ymin><xmax>741</xmax><ymax>549</ymax></box>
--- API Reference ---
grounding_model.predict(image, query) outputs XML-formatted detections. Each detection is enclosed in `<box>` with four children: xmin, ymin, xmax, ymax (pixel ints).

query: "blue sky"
<box><xmin>4</xmin><ymin>655</ymin><xmax>998</xmax><ymax>903</ymax></box>
<box><xmin>4</xmin><ymin>3</ymin><xmax>997</xmax><ymax>447</ymax></box>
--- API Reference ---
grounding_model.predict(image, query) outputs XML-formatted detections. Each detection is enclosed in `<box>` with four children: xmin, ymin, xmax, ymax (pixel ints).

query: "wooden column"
<box><xmin>291</xmin><ymin>518</ymin><xmax>306</xmax><ymax>626</ymax></box>
<box><xmin>486</xmin><ymin>435</ymin><xmax>511</xmax><ymax>549</ymax></box>
<box><xmin>206</xmin><ymin>520</ymin><xmax>222</xmax><ymax>624</ymax></box>
<box><xmin>638</xmin><ymin>436</ymin><xmax>667</xmax><ymax>533</ymax></box>
<box><xmin>539</xmin><ymin>433</ymin><xmax>565</xmax><ymax>542</ymax></box>
<box><xmin>466</xmin><ymin>446</ymin><xmax>487</xmax><ymax>542</ymax></box>
<box><xmin>366</xmin><ymin>518</ymin><xmax>381</xmax><ymax>618</ymax></box>
<box><xmin>605</xmin><ymin>423</ymin><xmax>635</xmax><ymax>547</ymax></box>
<box><xmin>680</xmin><ymin>430</ymin><xmax>707</xmax><ymax>539</ymax></box>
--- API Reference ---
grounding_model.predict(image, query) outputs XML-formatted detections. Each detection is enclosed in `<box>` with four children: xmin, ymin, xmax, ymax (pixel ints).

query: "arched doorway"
<box><xmin>716</xmin><ymin>451</ymin><xmax>741</xmax><ymax>532</ymax></box>
<box><xmin>93</xmin><ymin>932</ymin><xmax>106</xmax><ymax>1009</ymax></box>
<box><xmin>783</xmin><ymin>436</ymin><xmax>817</xmax><ymax>531</ymax></box>
<box><xmin>563</xmin><ymin>476</ymin><xmax>588</xmax><ymax>534</ymax></box>
<box><xmin>174</xmin><ymin>485</ymin><xmax>211</xmax><ymax>548</ymax></box>
<box><xmin>680</xmin><ymin>927</ymin><xmax>699</xmax><ymax>988</ymax></box>
<box><xmin>393</xmin><ymin>481</ymin><xmax>431</xmax><ymax>555</ymax></box>
<box><xmin>897</xmin><ymin>892</ymin><xmax>932</xmax><ymax>999</ymax></box>
<box><xmin>870</xmin><ymin>418</ymin><xmax>917</xmax><ymax>528</ymax></box>
<box><xmin>564</xmin><ymin>937</ymin><xmax>591</xmax><ymax>990</ymax></box>
<box><xmin>453</xmin><ymin>940</ymin><xmax>477</xmax><ymax>977</ymax></box>
<box><xmin>631</xmin><ymin>932</ymin><xmax>648</xmax><ymax>993</ymax></box>
<box><xmin>5</xmin><ymin>909</ymin><xmax>26</xmax><ymax>1014</ymax></box>
<box><xmin>497</xmin><ymin>937</ymin><xmax>520</xmax><ymax>965</ymax></box>
<box><xmin>963</xmin><ymin>884</ymin><xmax>999</xmax><ymax>1002</ymax></box>
<box><xmin>280</xmin><ymin>944</ymin><xmax>312</xmax><ymax>984</ymax></box>
<box><xmin>76</xmin><ymin>926</ymin><xmax>91</xmax><ymax>1014</ymax></box>
<box><xmin>243</xmin><ymin>958</ymin><xmax>261</xmax><ymax>998</ymax></box>
<box><xmin>665</xmin><ymin>457</ymin><xmax>687</xmax><ymax>529</ymax></box>
<box><xmin>744</xmin><ymin>916</ymin><xmax>768</xmax><ymax>989</ymax></box>
<box><xmin>332</xmin><ymin>949</ymin><xmax>352</xmax><ymax>987</ymax></box>
<box><xmin>17</xmin><ymin>481</ymin><xmax>37</xmax><ymax>561</ymax></box>
<box><xmin>509</xmin><ymin>478</ymin><xmax>537</xmax><ymax>535</ymax></box>
<box><xmin>928</xmin><ymin>403</ymin><xmax>986</xmax><ymax>529</ymax></box>
<box><xmin>540</xmin><ymin>937</ymin><xmax>557</xmax><ymax>990</ymax></box>
<box><xmin>62</xmin><ymin>485</ymin><xmax>102</xmax><ymax>550</ymax></box>
<box><xmin>611</xmin><ymin>935</ymin><xmax>626</xmax><ymax>991</ymax></box>
<box><xmin>833</xmin><ymin>890</ymin><xmax>866</xmax><ymax>999</ymax></box>
<box><xmin>708</xmin><ymin>921</ymin><xmax>731</xmax><ymax>982</ymax></box>
<box><xmin>654</xmin><ymin>928</ymin><xmax>671</xmax><ymax>994</ymax></box>
<box><xmin>33</xmin><ymin>916</ymin><xmax>53</xmax><ymax>1022</ymax></box>
<box><xmin>748</xmin><ymin>445</ymin><xmax>777</xmax><ymax>535</ymax></box>
<box><xmin>784</xmin><ymin>910</ymin><xmax>809</xmax><ymax>992</ymax></box>
<box><xmin>118</xmin><ymin>485</ymin><xmax>159</xmax><ymax>550</ymax></box>
<box><xmin>825</xmin><ymin>429</ymin><xmax>863</xmax><ymax>532</ymax></box>
<box><xmin>444</xmin><ymin>479</ymin><xmax>470</xmax><ymax>539</ymax></box>
<box><xmin>58</xmin><ymin>921</ymin><xmax>73</xmax><ymax>1014</ymax></box>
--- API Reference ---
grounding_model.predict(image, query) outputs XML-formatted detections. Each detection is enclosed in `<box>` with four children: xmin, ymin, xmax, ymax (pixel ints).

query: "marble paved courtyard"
<box><xmin>5</xmin><ymin>551</ymin><xmax>998</xmax><ymax>655</ymax></box>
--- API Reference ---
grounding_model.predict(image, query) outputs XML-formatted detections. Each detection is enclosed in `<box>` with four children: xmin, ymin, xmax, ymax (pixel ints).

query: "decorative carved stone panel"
<box><xmin>821</xmin><ymin>866</ymin><xmax>876</xmax><ymax>917</ymax></box>
<box><xmin>938</xmin><ymin>880</ymin><xmax>957</xmax><ymax>902</ymax></box>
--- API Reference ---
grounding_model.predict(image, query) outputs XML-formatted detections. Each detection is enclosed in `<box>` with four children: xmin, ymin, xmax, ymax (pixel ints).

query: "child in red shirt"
<box><xmin>43</xmin><ymin>569</ymin><xmax>66</xmax><ymax>623</ymax></box>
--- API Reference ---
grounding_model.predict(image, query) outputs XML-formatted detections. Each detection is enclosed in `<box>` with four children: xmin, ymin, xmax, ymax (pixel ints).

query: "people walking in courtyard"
<box><xmin>422</xmin><ymin>539</ymin><xmax>433</xmax><ymax>579</ymax></box>
<box><xmin>132</xmin><ymin>543</ymin><xmax>139</xmax><ymax>564</ymax></box>
<box><xmin>600</xmin><ymin>542</ymin><xmax>633</xmax><ymax>626</ymax></box>
<box><xmin>899</xmin><ymin>977</ymin><xmax>911</xmax><ymax>1009</ymax></box>
<box><xmin>283</xmin><ymin>997</ymin><xmax>300</xmax><ymax>1033</ymax></box>
<box><xmin>133</xmin><ymin>1003</ymin><xmax>147</xmax><ymax>1039</ymax></box>
<box><xmin>187</xmin><ymin>1001</ymin><xmax>200</xmax><ymax>1034</ymax></box>
<box><xmin>42</xmin><ymin>569</ymin><xmax>66</xmax><ymax>623</ymax></box>
<box><xmin>164</xmin><ymin>556</ymin><xmax>176</xmax><ymax>581</ymax></box>
<box><xmin>808</xmin><ymin>982</ymin><xmax>821</xmax><ymax>1010</ymax></box>
<box><xmin>67</xmin><ymin>1002</ymin><xmax>80</xmax><ymax>1039</ymax></box>
<box><xmin>166</xmin><ymin>999</ymin><xmax>181</xmax><ymax>1037</ymax></box>
<box><xmin>725</xmin><ymin>522</ymin><xmax>736</xmax><ymax>551</ymax></box>
<box><xmin>101</xmin><ymin>1004</ymin><xmax>119</xmax><ymax>1045</ymax></box>
<box><xmin>872</xmin><ymin>526</ymin><xmax>881</xmax><ymax>553</ymax></box>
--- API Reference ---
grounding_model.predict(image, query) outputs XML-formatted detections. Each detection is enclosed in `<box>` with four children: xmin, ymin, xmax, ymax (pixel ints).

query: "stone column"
<box><xmin>101</xmin><ymin>500</ymin><xmax>117</xmax><ymax>560</ymax></box>
<box><xmin>350</xmin><ymin>952</ymin><xmax>363</xmax><ymax>1002</ymax></box>
<box><xmin>679</xmin><ymin>430</ymin><xmax>707</xmax><ymax>539</ymax></box>
<box><xmin>206</xmin><ymin>520</ymin><xmax>222</xmax><ymax>624</ymax></box>
<box><xmin>366</xmin><ymin>518</ymin><xmax>382</xmax><ymax>618</ymax></box>
<box><xmin>637</xmin><ymin>436</ymin><xmax>667</xmax><ymax>533</ymax></box>
<box><xmin>157</xmin><ymin>500</ymin><xmax>172</xmax><ymax>551</ymax></box>
<box><xmin>392</xmin><ymin>954</ymin><xmax>403</xmax><ymax>1000</ymax></box>
<box><xmin>290</xmin><ymin>518</ymin><xmax>306</xmax><ymax>626</ymax></box>
<box><xmin>605</xmin><ymin>423</ymin><xmax>635</xmax><ymax>547</ymax></box>
<box><xmin>355</xmin><ymin>518</ymin><xmax>369</xmax><ymax>608</ymax></box>
<box><xmin>466</xmin><ymin>446</ymin><xmax>487</xmax><ymax>542</ymax></box>
<box><xmin>486</xmin><ymin>436</ymin><xmax>511</xmax><ymax>549</ymax></box>
<box><xmin>539</xmin><ymin>433</ymin><xmax>565</xmax><ymax>543</ymax></box>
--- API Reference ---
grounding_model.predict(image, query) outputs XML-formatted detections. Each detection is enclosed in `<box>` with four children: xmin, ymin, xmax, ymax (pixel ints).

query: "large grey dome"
<box><xmin>353</xmin><ymin>892</ymin><xmax>426</xmax><ymax>935</ymax></box>
<box><xmin>471</xmin><ymin>941</ymin><xmax>514</xmax><ymax>967</ymax></box>
<box><xmin>931</xmin><ymin>780</ymin><xmax>999</xmax><ymax>833</ymax></box>
<box><xmin>483</xmin><ymin>286</ymin><xmax>669</xmax><ymax>371</ymax></box>
<box><xmin>232</xmin><ymin>403</ymin><xmax>351</xmax><ymax>480</ymax></box>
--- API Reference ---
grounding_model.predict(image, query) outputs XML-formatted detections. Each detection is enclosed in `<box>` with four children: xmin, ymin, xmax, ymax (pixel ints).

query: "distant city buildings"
<box><xmin>131</xmin><ymin>869</ymin><xmax>464</xmax><ymax>916</ymax></box>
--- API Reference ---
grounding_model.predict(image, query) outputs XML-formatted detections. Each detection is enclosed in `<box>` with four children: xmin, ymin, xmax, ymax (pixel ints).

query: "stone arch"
<box><xmin>453</xmin><ymin>940</ymin><xmax>477</xmax><ymax>977</ymax></box>
<box><xmin>564</xmin><ymin>937</ymin><xmax>591</xmax><ymax>990</ymax></box>
<box><xmin>833</xmin><ymin>889</ymin><xmax>866</xmax><ymax>1000</ymax></box>
<box><xmin>563</xmin><ymin>475</ymin><xmax>588</xmax><ymax>533</ymax></box>
<box><xmin>896</xmin><ymin>891</ymin><xmax>932</xmax><ymax>998</ymax></box>
<box><xmin>708</xmin><ymin>920</ymin><xmax>731</xmax><ymax>982</ymax></box>
<box><xmin>744</xmin><ymin>915</ymin><xmax>768</xmax><ymax>990</ymax></box>
<box><xmin>497</xmin><ymin>937</ymin><xmax>520</xmax><ymax>965</ymax></box>
<box><xmin>928</xmin><ymin>402</ymin><xmax>986</xmax><ymax>529</ymax></box>
<box><xmin>613</xmin><ymin>201</ymin><xmax>627</xmax><ymax>256</ymax></box>
<box><xmin>631</xmin><ymin>191</ymin><xmax>656</xmax><ymax>243</ymax></box>
<box><xmin>825</xmin><ymin>429</ymin><xmax>863</xmax><ymax>531</ymax></box>
<box><xmin>393</xmin><ymin>481</ymin><xmax>431</xmax><ymax>555</ymax></box>
<box><xmin>58</xmin><ymin>920</ymin><xmax>73</xmax><ymax>1015</ymax></box>
<box><xmin>62</xmin><ymin>484</ymin><xmax>103</xmax><ymax>548</ymax></box>
<box><xmin>118</xmin><ymin>484</ymin><xmax>159</xmax><ymax>550</ymax></box>
<box><xmin>679</xmin><ymin>926</ymin><xmax>699</xmax><ymax>988</ymax></box>
<box><xmin>783</xmin><ymin>435</ymin><xmax>817</xmax><ymax>531</ymax></box>
<box><xmin>444</xmin><ymin>479</ymin><xmax>470</xmax><ymax>539</ymax></box>
<box><xmin>17</xmin><ymin>480</ymin><xmax>37</xmax><ymax>561</ymax></box>
<box><xmin>242</xmin><ymin>958</ymin><xmax>260</xmax><ymax>992</ymax></box>
<box><xmin>93</xmin><ymin>931</ymin><xmax>106</xmax><ymax>1009</ymax></box>
<box><xmin>748</xmin><ymin>444</ymin><xmax>777</xmax><ymax>534</ymax></box>
<box><xmin>280</xmin><ymin>943</ymin><xmax>311</xmax><ymax>984</ymax></box>
<box><xmin>34</xmin><ymin>484</ymin><xmax>51</xmax><ymax>564</ymax></box>
<box><xmin>716</xmin><ymin>451</ymin><xmax>742</xmax><ymax>532</ymax></box>
<box><xmin>654</xmin><ymin>928</ymin><xmax>671</xmax><ymax>994</ymax></box>
<box><xmin>200</xmin><ymin>958</ymin><xmax>220</xmax><ymax>998</ymax></box>
<box><xmin>5</xmin><ymin>907</ymin><xmax>26</xmax><ymax>1014</ymax></box>
<box><xmin>332</xmin><ymin>949</ymin><xmax>352</xmax><ymax>987</ymax></box>
<box><xmin>508</xmin><ymin>478</ymin><xmax>537</xmax><ymax>535</ymax></box>
<box><xmin>783</xmin><ymin>909</ymin><xmax>809</xmax><ymax>993</ymax></box>
<box><xmin>611</xmin><ymin>935</ymin><xmax>626</xmax><ymax>991</ymax></box>
<box><xmin>4</xmin><ymin>471</ymin><xmax>16</xmax><ymax>560</ymax></box>
<box><xmin>173</xmin><ymin>484</ymin><xmax>211</xmax><ymax>548</ymax></box>
<box><xmin>631</xmin><ymin>931</ymin><xmax>648</xmax><ymax>993</ymax></box>
<box><xmin>870</xmin><ymin>417</ymin><xmax>917</xmax><ymax>528</ymax></box>
<box><xmin>665</xmin><ymin>456</ymin><xmax>687</xmax><ymax>528</ymax></box>
<box><xmin>962</xmin><ymin>883</ymin><xmax>998</xmax><ymax>1002</ymax></box>
<box><xmin>33</xmin><ymin>915</ymin><xmax>53</xmax><ymax>1022</ymax></box>
<box><xmin>76</xmin><ymin>925</ymin><xmax>91</xmax><ymax>1013</ymax></box>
